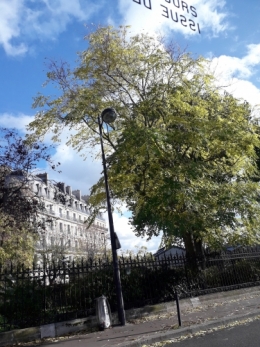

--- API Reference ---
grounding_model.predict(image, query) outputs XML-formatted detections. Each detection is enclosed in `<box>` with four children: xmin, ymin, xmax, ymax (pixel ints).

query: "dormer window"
<box><xmin>36</xmin><ymin>184</ymin><xmax>42</xmax><ymax>195</ymax></box>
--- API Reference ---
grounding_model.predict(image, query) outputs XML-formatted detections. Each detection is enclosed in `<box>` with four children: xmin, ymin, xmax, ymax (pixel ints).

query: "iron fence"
<box><xmin>0</xmin><ymin>249</ymin><xmax>260</xmax><ymax>332</ymax></box>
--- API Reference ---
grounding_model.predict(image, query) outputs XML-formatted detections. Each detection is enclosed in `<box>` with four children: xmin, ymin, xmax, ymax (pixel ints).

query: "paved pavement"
<box><xmin>165</xmin><ymin>318</ymin><xmax>260</xmax><ymax>347</ymax></box>
<box><xmin>19</xmin><ymin>287</ymin><xmax>260</xmax><ymax>347</ymax></box>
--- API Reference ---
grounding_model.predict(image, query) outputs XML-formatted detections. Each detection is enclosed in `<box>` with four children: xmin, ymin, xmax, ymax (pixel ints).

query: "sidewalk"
<box><xmin>11</xmin><ymin>287</ymin><xmax>260</xmax><ymax>347</ymax></box>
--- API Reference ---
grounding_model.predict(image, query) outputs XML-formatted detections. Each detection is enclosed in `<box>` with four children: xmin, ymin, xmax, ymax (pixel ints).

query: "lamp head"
<box><xmin>101</xmin><ymin>108</ymin><xmax>118</xmax><ymax>124</ymax></box>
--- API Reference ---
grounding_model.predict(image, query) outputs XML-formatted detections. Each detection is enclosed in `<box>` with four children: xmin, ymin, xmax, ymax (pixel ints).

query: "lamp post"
<box><xmin>101</xmin><ymin>232</ymin><xmax>107</xmax><ymax>259</ymax></box>
<box><xmin>98</xmin><ymin>108</ymin><xmax>126</xmax><ymax>326</ymax></box>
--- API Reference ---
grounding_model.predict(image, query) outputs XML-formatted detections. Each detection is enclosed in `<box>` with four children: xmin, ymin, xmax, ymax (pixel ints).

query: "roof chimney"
<box><xmin>36</xmin><ymin>173</ymin><xmax>48</xmax><ymax>184</ymax></box>
<box><xmin>72</xmin><ymin>189</ymin><xmax>81</xmax><ymax>200</ymax></box>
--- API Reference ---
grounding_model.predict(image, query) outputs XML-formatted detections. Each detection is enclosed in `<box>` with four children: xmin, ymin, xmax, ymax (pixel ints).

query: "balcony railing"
<box><xmin>45</xmin><ymin>213</ymin><xmax>86</xmax><ymax>226</ymax></box>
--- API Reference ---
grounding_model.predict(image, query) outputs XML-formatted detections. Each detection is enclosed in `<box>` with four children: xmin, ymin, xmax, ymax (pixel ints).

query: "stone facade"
<box><xmin>26</xmin><ymin>173</ymin><xmax>108</xmax><ymax>262</ymax></box>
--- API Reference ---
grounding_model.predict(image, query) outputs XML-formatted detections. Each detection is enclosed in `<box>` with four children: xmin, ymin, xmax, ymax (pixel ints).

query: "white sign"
<box><xmin>190</xmin><ymin>297</ymin><xmax>201</xmax><ymax>307</ymax></box>
<box><xmin>132</xmin><ymin>0</ymin><xmax>201</xmax><ymax>34</ymax></box>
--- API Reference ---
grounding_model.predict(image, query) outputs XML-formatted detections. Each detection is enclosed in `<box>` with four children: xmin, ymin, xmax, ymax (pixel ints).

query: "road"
<box><xmin>167</xmin><ymin>319</ymin><xmax>260</xmax><ymax>347</ymax></box>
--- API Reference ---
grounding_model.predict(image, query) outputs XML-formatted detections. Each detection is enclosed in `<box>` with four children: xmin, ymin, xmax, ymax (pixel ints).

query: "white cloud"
<box><xmin>211</xmin><ymin>43</ymin><xmax>260</xmax><ymax>80</ymax></box>
<box><xmin>0</xmin><ymin>0</ymin><xmax>27</xmax><ymax>56</ymax></box>
<box><xmin>210</xmin><ymin>43</ymin><xmax>260</xmax><ymax>105</ymax></box>
<box><xmin>0</xmin><ymin>112</ymin><xmax>34</xmax><ymax>130</ymax></box>
<box><xmin>193</xmin><ymin>0</ymin><xmax>229</xmax><ymax>36</ymax></box>
<box><xmin>223</xmin><ymin>79</ymin><xmax>260</xmax><ymax>107</ymax></box>
<box><xmin>244</xmin><ymin>44</ymin><xmax>260</xmax><ymax>66</ymax></box>
<box><xmin>103</xmin><ymin>212</ymin><xmax>161</xmax><ymax>253</ymax></box>
<box><xmin>0</xmin><ymin>0</ymin><xmax>100</xmax><ymax>56</ymax></box>
<box><xmin>45</xmin><ymin>143</ymin><xmax>102</xmax><ymax>194</ymax></box>
<box><xmin>118</xmin><ymin>0</ymin><xmax>229</xmax><ymax>37</ymax></box>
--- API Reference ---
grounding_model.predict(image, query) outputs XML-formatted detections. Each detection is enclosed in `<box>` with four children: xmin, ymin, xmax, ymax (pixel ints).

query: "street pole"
<box><xmin>102</xmin><ymin>232</ymin><xmax>107</xmax><ymax>259</ymax></box>
<box><xmin>98</xmin><ymin>113</ymin><xmax>126</xmax><ymax>326</ymax></box>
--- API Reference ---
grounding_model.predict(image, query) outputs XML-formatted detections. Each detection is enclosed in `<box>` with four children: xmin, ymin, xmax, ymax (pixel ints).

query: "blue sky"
<box><xmin>0</xmin><ymin>0</ymin><xmax>260</xmax><ymax>253</ymax></box>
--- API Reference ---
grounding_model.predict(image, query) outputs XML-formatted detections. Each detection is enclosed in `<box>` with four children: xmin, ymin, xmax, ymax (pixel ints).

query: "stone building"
<box><xmin>9</xmin><ymin>171</ymin><xmax>108</xmax><ymax>263</ymax></box>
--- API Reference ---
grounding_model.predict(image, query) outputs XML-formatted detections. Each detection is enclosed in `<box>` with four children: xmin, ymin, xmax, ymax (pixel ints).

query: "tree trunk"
<box><xmin>194</xmin><ymin>238</ymin><xmax>206</xmax><ymax>270</ymax></box>
<box><xmin>183</xmin><ymin>232</ymin><xmax>197</xmax><ymax>268</ymax></box>
<box><xmin>183</xmin><ymin>232</ymin><xmax>205</xmax><ymax>270</ymax></box>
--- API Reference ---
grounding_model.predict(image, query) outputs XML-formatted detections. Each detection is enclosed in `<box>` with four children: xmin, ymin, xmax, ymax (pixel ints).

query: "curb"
<box><xmin>117</xmin><ymin>310</ymin><xmax>260</xmax><ymax>347</ymax></box>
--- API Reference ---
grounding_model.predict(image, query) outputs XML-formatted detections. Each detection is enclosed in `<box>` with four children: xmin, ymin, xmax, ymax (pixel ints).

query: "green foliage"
<box><xmin>200</xmin><ymin>259</ymin><xmax>260</xmax><ymax>289</ymax></box>
<box><xmin>0</xmin><ymin>213</ymin><xmax>36</xmax><ymax>267</ymax></box>
<box><xmin>27</xmin><ymin>26</ymin><xmax>260</xmax><ymax>255</ymax></box>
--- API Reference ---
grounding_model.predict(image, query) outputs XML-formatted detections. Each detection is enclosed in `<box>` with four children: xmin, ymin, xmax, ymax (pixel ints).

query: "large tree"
<box><xmin>27</xmin><ymin>26</ymin><xmax>260</xmax><ymax>260</ymax></box>
<box><xmin>92</xmin><ymin>89</ymin><xmax>260</xmax><ymax>261</ymax></box>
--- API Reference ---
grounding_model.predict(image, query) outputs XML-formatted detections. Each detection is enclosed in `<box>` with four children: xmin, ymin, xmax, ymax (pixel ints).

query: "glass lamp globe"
<box><xmin>101</xmin><ymin>108</ymin><xmax>118</xmax><ymax>124</ymax></box>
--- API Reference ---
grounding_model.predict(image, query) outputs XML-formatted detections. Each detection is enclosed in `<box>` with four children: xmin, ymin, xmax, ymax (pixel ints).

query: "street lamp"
<box><xmin>98</xmin><ymin>108</ymin><xmax>126</xmax><ymax>326</ymax></box>
<box><xmin>101</xmin><ymin>232</ymin><xmax>107</xmax><ymax>259</ymax></box>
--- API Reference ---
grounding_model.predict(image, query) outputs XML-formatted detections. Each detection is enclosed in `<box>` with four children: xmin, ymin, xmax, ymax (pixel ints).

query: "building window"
<box><xmin>75</xmin><ymin>240</ymin><xmax>78</xmax><ymax>249</ymax></box>
<box><xmin>36</xmin><ymin>185</ymin><xmax>42</xmax><ymax>194</ymax></box>
<box><xmin>59</xmin><ymin>208</ymin><xmax>62</xmax><ymax>217</ymax></box>
<box><xmin>75</xmin><ymin>227</ymin><xmax>77</xmax><ymax>236</ymax></box>
<box><xmin>67</xmin><ymin>225</ymin><xmax>70</xmax><ymax>234</ymax></box>
<box><xmin>67</xmin><ymin>211</ymin><xmax>70</xmax><ymax>219</ymax></box>
<box><xmin>73</xmin><ymin>213</ymin><xmax>76</xmax><ymax>221</ymax></box>
<box><xmin>68</xmin><ymin>239</ymin><xmax>71</xmax><ymax>248</ymax></box>
<box><xmin>59</xmin><ymin>223</ymin><xmax>63</xmax><ymax>231</ymax></box>
<box><xmin>60</xmin><ymin>238</ymin><xmax>64</xmax><ymax>247</ymax></box>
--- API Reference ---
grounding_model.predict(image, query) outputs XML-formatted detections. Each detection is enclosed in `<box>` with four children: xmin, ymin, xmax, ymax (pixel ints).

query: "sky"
<box><xmin>0</xmin><ymin>0</ymin><xmax>260</xmax><ymax>254</ymax></box>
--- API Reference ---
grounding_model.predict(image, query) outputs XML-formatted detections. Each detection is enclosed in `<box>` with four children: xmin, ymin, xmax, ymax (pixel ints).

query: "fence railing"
<box><xmin>0</xmin><ymin>249</ymin><xmax>260</xmax><ymax>332</ymax></box>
